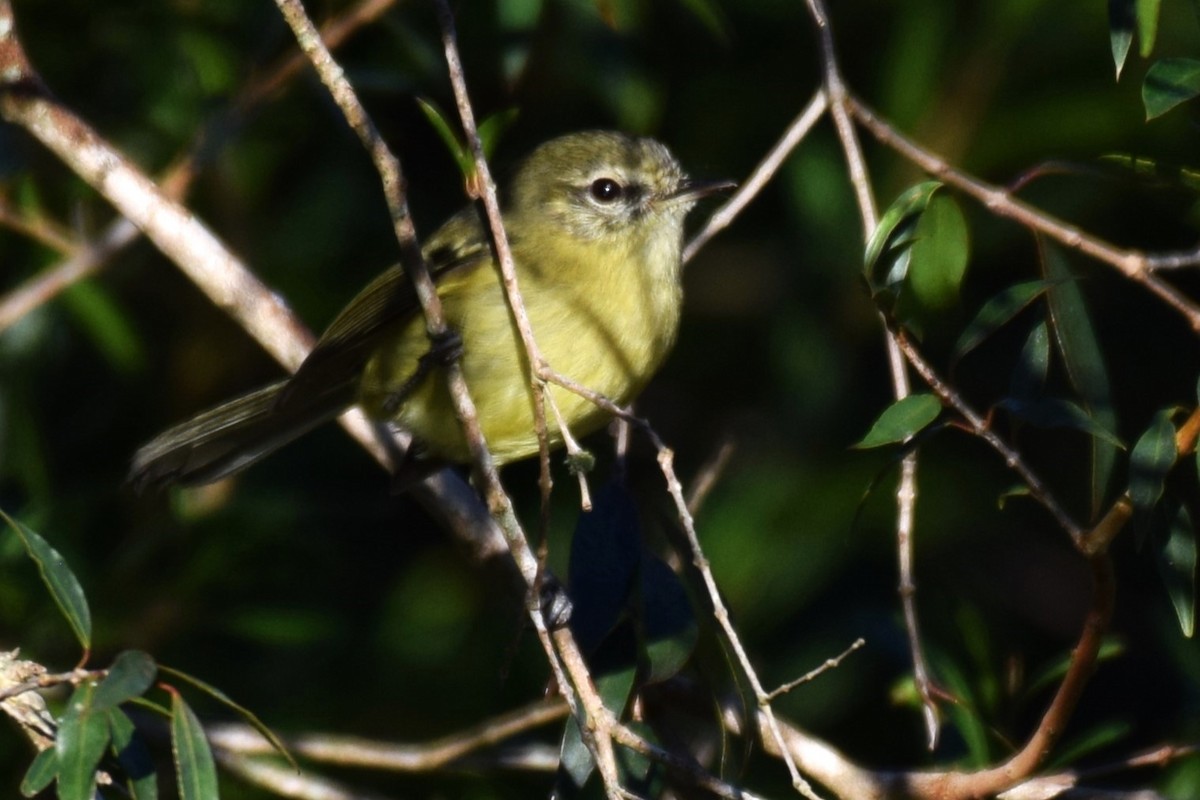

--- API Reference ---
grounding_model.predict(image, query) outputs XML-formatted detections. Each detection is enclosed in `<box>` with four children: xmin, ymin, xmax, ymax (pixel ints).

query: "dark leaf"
<box><xmin>998</xmin><ymin>398</ymin><xmax>1123</xmax><ymax>448</ymax></box>
<box><xmin>638</xmin><ymin>557</ymin><xmax>698</xmax><ymax>683</ymax></box>
<box><xmin>93</xmin><ymin>650</ymin><xmax>157</xmax><ymax>711</ymax></box>
<box><xmin>1158</xmin><ymin>503</ymin><xmax>1196</xmax><ymax>637</ymax></box>
<box><xmin>864</xmin><ymin>181</ymin><xmax>942</xmax><ymax>284</ymax></box>
<box><xmin>568</xmin><ymin>481</ymin><xmax>641</xmax><ymax>655</ymax></box>
<box><xmin>1041</xmin><ymin>239</ymin><xmax>1117</xmax><ymax>519</ymax></box>
<box><xmin>953</xmin><ymin>279</ymin><xmax>1057</xmax><ymax>363</ymax></box>
<box><xmin>1010</xmin><ymin>320</ymin><xmax>1051</xmax><ymax>401</ymax></box>
<box><xmin>1129</xmin><ymin>409</ymin><xmax>1177</xmax><ymax>539</ymax></box>
<box><xmin>110</xmin><ymin>708</ymin><xmax>159</xmax><ymax>799</ymax></box>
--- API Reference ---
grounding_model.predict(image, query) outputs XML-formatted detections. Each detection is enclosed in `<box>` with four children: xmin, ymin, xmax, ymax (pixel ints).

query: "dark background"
<box><xmin>3</xmin><ymin>0</ymin><xmax>1200</xmax><ymax>796</ymax></box>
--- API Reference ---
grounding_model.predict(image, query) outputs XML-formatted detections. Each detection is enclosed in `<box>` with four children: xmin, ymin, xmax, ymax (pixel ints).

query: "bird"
<box><xmin>130</xmin><ymin>130</ymin><xmax>732</xmax><ymax>490</ymax></box>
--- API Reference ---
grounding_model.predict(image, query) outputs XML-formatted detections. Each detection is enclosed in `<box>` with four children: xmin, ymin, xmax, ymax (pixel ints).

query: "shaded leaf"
<box><xmin>62</xmin><ymin>281</ymin><xmax>145</xmax><ymax>374</ymax></box>
<box><xmin>1129</xmin><ymin>409</ymin><xmax>1177</xmax><ymax>539</ymax></box>
<box><xmin>171</xmin><ymin>693</ymin><xmax>218</xmax><ymax>800</ymax></box>
<box><xmin>1144</xmin><ymin>58</ymin><xmax>1200</xmax><ymax>120</ymax></box>
<box><xmin>556</xmin><ymin>666</ymin><xmax>636</xmax><ymax>791</ymax></box>
<box><xmin>908</xmin><ymin>193</ymin><xmax>969</xmax><ymax>310</ymax></box>
<box><xmin>1099</xmin><ymin>153</ymin><xmax>1200</xmax><ymax>193</ymax></box>
<box><xmin>93</xmin><ymin>650</ymin><xmax>157</xmax><ymax>711</ymax></box>
<box><xmin>56</xmin><ymin>682</ymin><xmax>111</xmax><ymax>800</ymax></box>
<box><xmin>1</xmin><ymin>509</ymin><xmax>92</xmax><ymax>650</ymax></box>
<box><xmin>1109</xmin><ymin>0</ymin><xmax>1135</xmax><ymax>79</ymax></box>
<box><xmin>568</xmin><ymin>481</ymin><xmax>641</xmax><ymax>655</ymax></box>
<box><xmin>953</xmin><ymin>280</ymin><xmax>1057</xmax><ymax>363</ymax></box>
<box><xmin>674</xmin><ymin>0</ymin><xmax>731</xmax><ymax>43</ymax></box>
<box><xmin>1158</xmin><ymin>503</ymin><xmax>1196</xmax><ymax>637</ymax></box>
<box><xmin>416</xmin><ymin>97</ymin><xmax>470</xmax><ymax>176</ymax></box>
<box><xmin>477</xmin><ymin>108</ymin><xmax>519</xmax><ymax>162</ymax></box>
<box><xmin>1048</xmin><ymin>720</ymin><xmax>1132</xmax><ymax>770</ymax></box>
<box><xmin>1041</xmin><ymin>239</ymin><xmax>1117</xmax><ymax>519</ymax></box>
<box><xmin>998</xmin><ymin>398</ymin><xmax>1123</xmax><ymax>449</ymax></box>
<box><xmin>854</xmin><ymin>393</ymin><xmax>942</xmax><ymax>449</ymax></box>
<box><xmin>159</xmin><ymin>665</ymin><xmax>295</xmax><ymax>771</ymax></box>
<box><xmin>639</xmin><ymin>556</ymin><xmax>698</xmax><ymax>683</ymax></box>
<box><xmin>19</xmin><ymin>747</ymin><xmax>56</xmax><ymax>797</ymax></box>
<box><xmin>997</xmin><ymin>484</ymin><xmax>1032</xmax><ymax>509</ymax></box>
<box><xmin>110</xmin><ymin>708</ymin><xmax>159</xmax><ymax>800</ymax></box>
<box><xmin>1010</xmin><ymin>320</ymin><xmax>1051</xmax><ymax>401</ymax></box>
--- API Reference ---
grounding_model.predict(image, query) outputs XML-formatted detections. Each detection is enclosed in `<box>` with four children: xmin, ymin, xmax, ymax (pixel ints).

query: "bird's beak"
<box><xmin>669</xmin><ymin>177</ymin><xmax>737</xmax><ymax>203</ymax></box>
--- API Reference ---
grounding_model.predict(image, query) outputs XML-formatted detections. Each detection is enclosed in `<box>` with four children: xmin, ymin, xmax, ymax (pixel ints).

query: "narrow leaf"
<box><xmin>568</xmin><ymin>482</ymin><xmax>641</xmax><ymax>655</ymax></box>
<box><xmin>477</xmin><ymin>108</ymin><xmax>519</xmax><ymax>161</ymax></box>
<box><xmin>1041</xmin><ymin>239</ymin><xmax>1117</xmax><ymax>520</ymax></box>
<box><xmin>908</xmin><ymin>193</ymin><xmax>970</xmax><ymax>310</ymax></box>
<box><xmin>639</xmin><ymin>556</ymin><xmax>698</xmax><ymax>683</ymax></box>
<box><xmin>56</xmin><ymin>682</ymin><xmax>111</xmax><ymax>800</ymax></box>
<box><xmin>93</xmin><ymin>650</ymin><xmax>158</xmax><ymax>711</ymax></box>
<box><xmin>853</xmin><ymin>393</ymin><xmax>942</xmax><ymax>449</ymax></box>
<box><xmin>110</xmin><ymin>708</ymin><xmax>159</xmax><ymax>800</ymax></box>
<box><xmin>1</xmin><ymin>509</ymin><xmax>92</xmax><ymax>650</ymax></box>
<box><xmin>953</xmin><ymin>280</ymin><xmax>1057</xmax><ymax>363</ymax></box>
<box><xmin>171</xmin><ymin>693</ymin><xmax>219</xmax><ymax>800</ymax></box>
<box><xmin>1144</xmin><ymin>58</ymin><xmax>1200</xmax><ymax>120</ymax></box>
<box><xmin>19</xmin><ymin>748</ymin><xmax>56</xmax><ymax>797</ymax></box>
<box><xmin>416</xmin><ymin>97</ymin><xmax>471</xmax><ymax>176</ymax></box>
<box><xmin>998</xmin><ymin>398</ymin><xmax>1124</xmax><ymax>449</ymax></box>
<box><xmin>160</xmin><ymin>665</ymin><xmax>295</xmax><ymax>771</ymax></box>
<box><xmin>1159</xmin><ymin>503</ymin><xmax>1197</xmax><ymax>637</ymax></box>
<box><xmin>864</xmin><ymin>181</ymin><xmax>942</xmax><ymax>280</ymax></box>
<box><xmin>1136</xmin><ymin>0</ymin><xmax>1162</xmax><ymax>58</ymax></box>
<box><xmin>1129</xmin><ymin>410</ymin><xmax>1177</xmax><ymax>533</ymax></box>
<box><xmin>1010</xmin><ymin>320</ymin><xmax>1051</xmax><ymax>401</ymax></box>
<box><xmin>1109</xmin><ymin>0</ymin><xmax>1135</xmax><ymax>79</ymax></box>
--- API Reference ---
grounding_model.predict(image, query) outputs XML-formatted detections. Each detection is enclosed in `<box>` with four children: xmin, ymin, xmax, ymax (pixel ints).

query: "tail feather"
<box><xmin>130</xmin><ymin>380</ymin><xmax>354</xmax><ymax>491</ymax></box>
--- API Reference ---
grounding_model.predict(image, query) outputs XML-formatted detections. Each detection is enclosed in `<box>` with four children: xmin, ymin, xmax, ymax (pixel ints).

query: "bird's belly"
<box><xmin>358</xmin><ymin>273</ymin><xmax>678</xmax><ymax>464</ymax></box>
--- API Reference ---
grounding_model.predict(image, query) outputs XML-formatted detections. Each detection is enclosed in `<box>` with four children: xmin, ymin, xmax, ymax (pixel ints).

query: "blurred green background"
<box><xmin>4</xmin><ymin>0</ymin><xmax>1200</xmax><ymax>796</ymax></box>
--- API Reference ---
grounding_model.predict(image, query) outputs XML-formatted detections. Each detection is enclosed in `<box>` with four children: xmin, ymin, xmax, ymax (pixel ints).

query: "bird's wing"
<box><xmin>276</xmin><ymin>207</ymin><xmax>494</xmax><ymax>409</ymax></box>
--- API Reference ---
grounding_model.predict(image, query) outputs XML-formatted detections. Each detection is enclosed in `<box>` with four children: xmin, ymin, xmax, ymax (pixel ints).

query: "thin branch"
<box><xmin>683</xmin><ymin>89</ymin><xmax>828</xmax><ymax>263</ymax></box>
<box><xmin>848</xmin><ymin>95</ymin><xmax>1200</xmax><ymax>332</ymax></box>
<box><xmin>207</xmin><ymin>697</ymin><xmax>568</xmax><ymax>771</ymax></box>
<box><xmin>766</xmin><ymin>638</ymin><xmax>865</xmax><ymax>701</ymax></box>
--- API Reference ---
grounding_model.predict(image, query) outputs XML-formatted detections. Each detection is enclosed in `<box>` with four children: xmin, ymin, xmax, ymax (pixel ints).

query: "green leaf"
<box><xmin>1109</xmin><ymin>0</ymin><xmax>1135</xmax><ymax>79</ymax></box>
<box><xmin>19</xmin><ymin>747</ymin><xmax>57</xmax><ymax>797</ymax></box>
<box><xmin>93</xmin><ymin>650</ymin><xmax>158</xmax><ymax>711</ymax></box>
<box><xmin>998</xmin><ymin>398</ymin><xmax>1124</xmax><ymax>449</ymax></box>
<box><xmin>171</xmin><ymin>693</ymin><xmax>219</xmax><ymax>800</ymax></box>
<box><xmin>1041</xmin><ymin>239</ymin><xmax>1117</xmax><ymax>520</ymax></box>
<box><xmin>416</xmin><ymin>97</ymin><xmax>471</xmax><ymax>176</ymax></box>
<box><xmin>1158</xmin><ymin>503</ymin><xmax>1197</xmax><ymax>637</ymax></box>
<box><xmin>1</xmin><ymin>509</ymin><xmax>92</xmax><ymax>650</ymax></box>
<box><xmin>1010</xmin><ymin>320</ymin><xmax>1051</xmax><ymax>401</ymax></box>
<box><xmin>56</xmin><ymin>682</ymin><xmax>111</xmax><ymax>800</ymax></box>
<box><xmin>1136</xmin><ymin>0</ymin><xmax>1161</xmax><ymax>58</ymax></box>
<box><xmin>853</xmin><ymin>393</ymin><xmax>942</xmax><ymax>449</ymax></box>
<box><xmin>674</xmin><ymin>0</ymin><xmax>731</xmax><ymax>43</ymax></box>
<box><xmin>1048</xmin><ymin>720</ymin><xmax>1132</xmax><ymax>770</ymax></box>
<box><xmin>1143</xmin><ymin>58</ymin><xmax>1200</xmax><ymax>120</ymax></box>
<box><xmin>638</xmin><ymin>556</ymin><xmax>698</xmax><ymax>683</ymax></box>
<box><xmin>864</xmin><ymin>181</ymin><xmax>942</xmax><ymax>283</ymax></box>
<box><xmin>557</xmin><ymin>666</ymin><xmax>637</xmax><ymax>790</ymax></box>
<box><xmin>110</xmin><ymin>708</ymin><xmax>159</xmax><ymax>800</ymax></box>
<box><xmin>908</xmin><ymin>193</ymin><xmax>969</xmax><ymax>310</ymax></box>
<box><xmin>159</xmin><ymin>665</ymin><xmax>295</xmax><ymax>771</ymax></box>
<box><xmin>1129</xmin><ymin>409</ymin><xmax>1177</xmax><ymax>537</ymax></box>
<box><xmin>952</xmin><ymin>280</ymin><xmax>1057</xmax><ymax>363</ymax></box>
<box><xmin>477</xmin><ymin>108</ymin><xmax>519</xmax><ymax>162</ymax></box>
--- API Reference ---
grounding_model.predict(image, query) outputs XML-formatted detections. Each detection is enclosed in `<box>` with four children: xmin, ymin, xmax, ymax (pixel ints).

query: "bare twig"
<box><xmin>683</xmin><ymin>89</ymin><xmax>828</xmax><ymax>263</ymax></box>
<box><xmin>766</xmin><ymin>638</ymin><xmax>866</xmax><ymax>701</ymax></box>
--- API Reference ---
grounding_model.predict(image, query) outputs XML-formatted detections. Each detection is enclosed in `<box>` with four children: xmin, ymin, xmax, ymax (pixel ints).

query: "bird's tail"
<box><xmin>130</xmin><ymin>379</ymin><xmax>355</xmax><ymax>491</ymax></box>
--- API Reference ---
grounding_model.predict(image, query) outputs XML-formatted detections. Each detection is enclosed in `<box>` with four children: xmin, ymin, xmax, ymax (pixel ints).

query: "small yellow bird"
<box><xmin>131</xmin><ymin>131</ymin><xmax>731</xmax><ymax>489</ymax></box>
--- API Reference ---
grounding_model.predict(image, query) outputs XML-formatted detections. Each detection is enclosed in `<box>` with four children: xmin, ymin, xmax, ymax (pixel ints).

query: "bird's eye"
<box><xmin>589</xmin><ymin>178</ymin><xmax>623</xmax><ymax>203</ymax></box>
